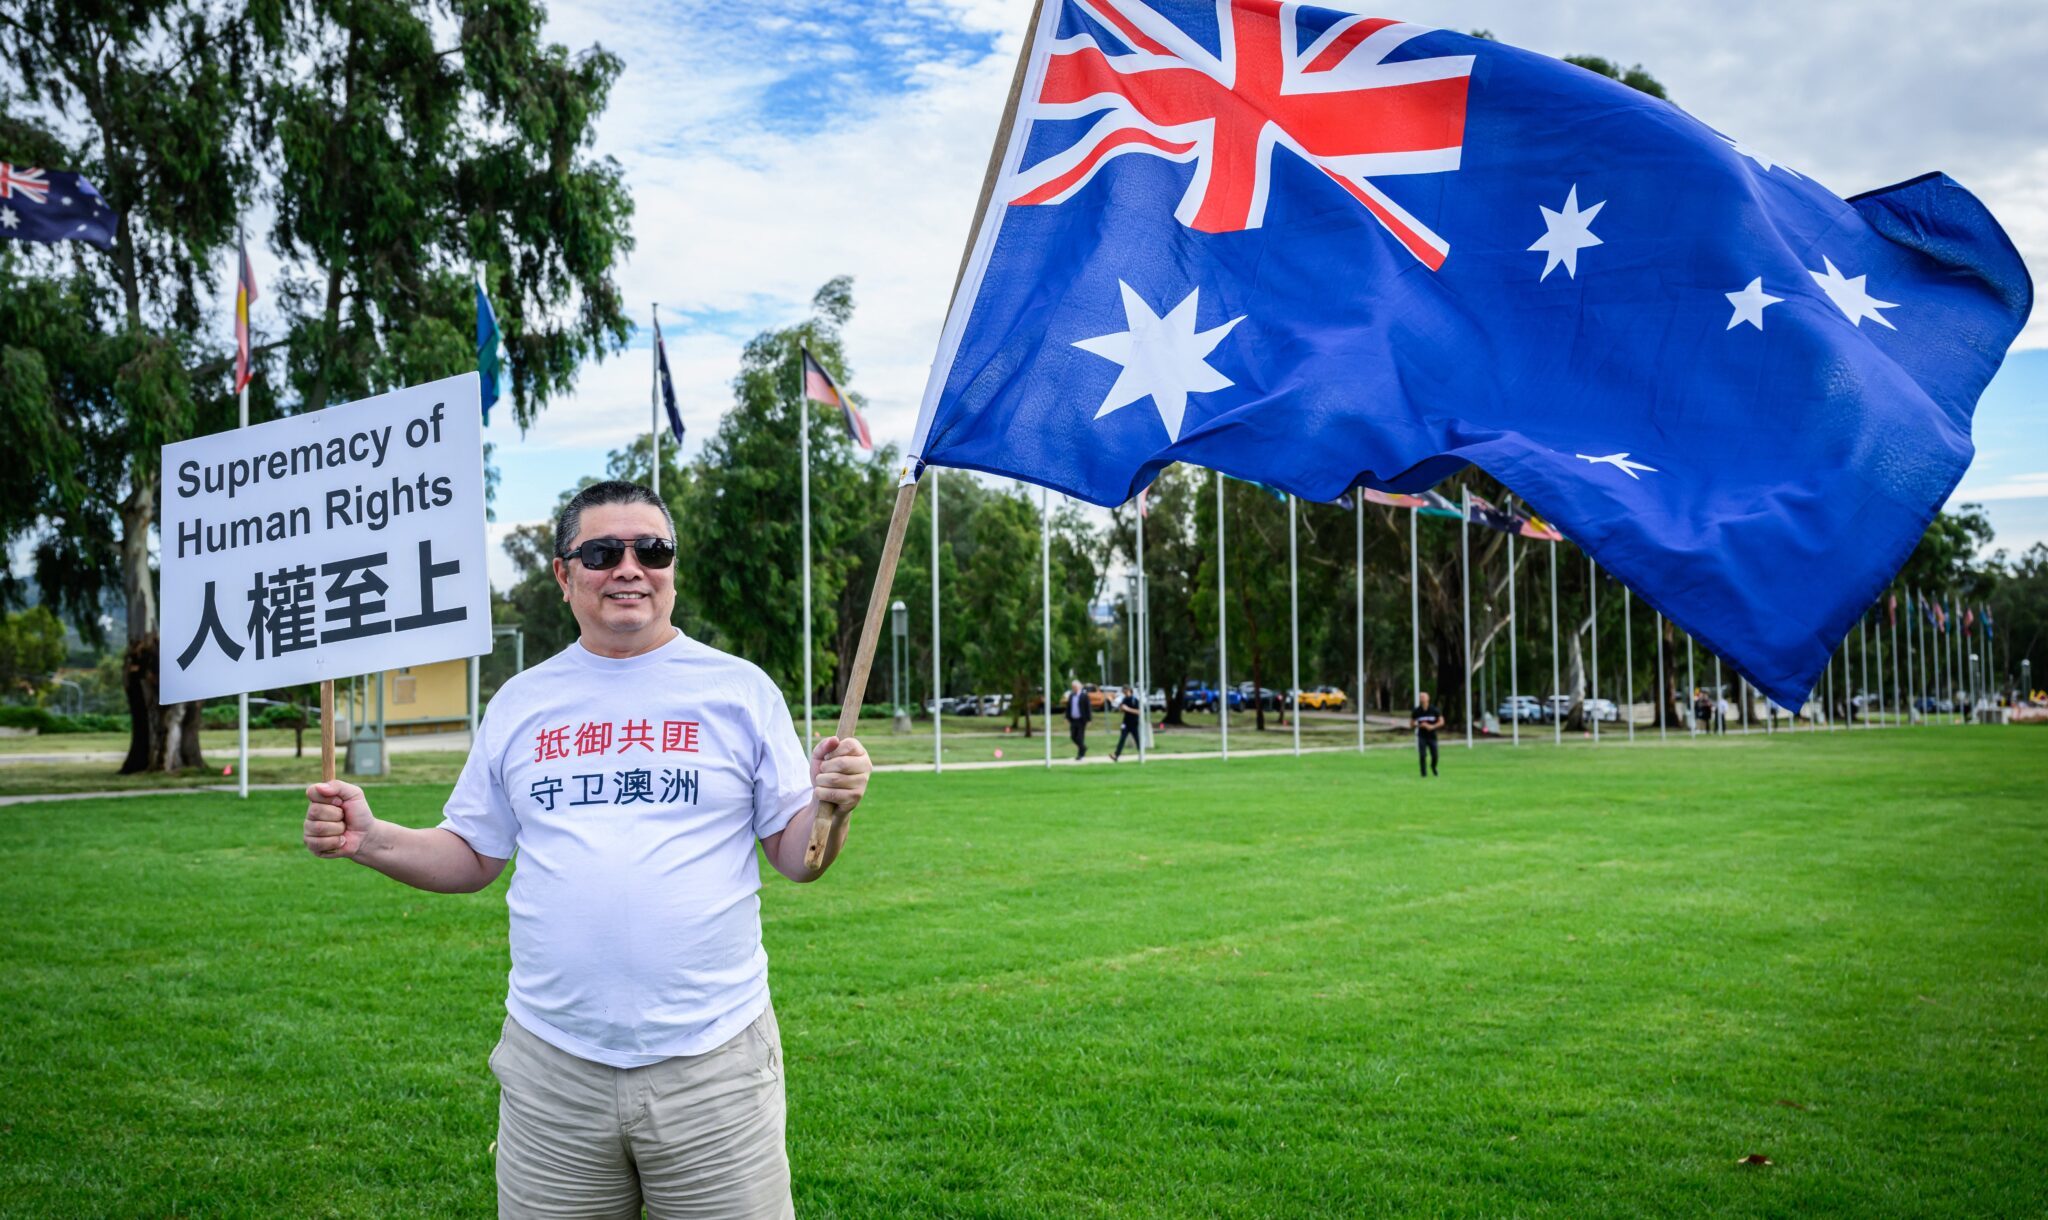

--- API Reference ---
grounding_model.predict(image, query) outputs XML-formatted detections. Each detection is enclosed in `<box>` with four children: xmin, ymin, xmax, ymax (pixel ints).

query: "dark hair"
<box><xmin>555</xmin><ymin>480</ymin><xmax>675</xmax><ymax>559</ymax></box>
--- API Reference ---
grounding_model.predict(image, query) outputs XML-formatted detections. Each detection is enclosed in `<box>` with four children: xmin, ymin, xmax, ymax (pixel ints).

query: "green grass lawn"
<box><xmin>2</xmin><ymin>730</ymin><xmax>2042</xmax><ymax>1216</ymax></box>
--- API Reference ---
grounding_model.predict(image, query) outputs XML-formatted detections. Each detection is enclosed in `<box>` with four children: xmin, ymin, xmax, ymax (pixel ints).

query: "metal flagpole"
<box><xmin>1549</xmin><ymin>540</ymin><xmax>1560</xmax><ymax>746</ymax></box>
<box><xmin>1042</xmin><ymin>486</ymin><xmax>1052</xmax><ymax>769</ymax></box>
<box><xmin>1623</xmin><ymin>587</ymin><xmax>1634</xmax><ymax>742</ymax></box>
<box><xmin>1218</xmin><ymin>471</ymin><xmax>1228</xmax><ymax>761</ymax></box>
<box><xmin>1410</xmin><ymin>508</ymin><xmax>1421</xmax><ymax>709</ymax></box>
<box><xmin>237</xmin><ymin>312</ymin><xmax>249</xmax><ymax>802</ymax></box>
<box><xmin>931</xmin><ymin>469</ymin><xmax>942</xmax><ymax>774</ymax></box>
<box><xmin>1954</xmin><ymin>596</ymin><xmax>1966</xmax><ymax>724</ymax></box>
<box><xmin>1714</xmin><ymin>656</ymin><xmax>1723</xmax><ymax>736</ymax></box>
<box><xmin>1588</xmin><ymin>556</ymin><xmax>1600</xmax><ymax>745</ymax></box>
<box><xmin>1507</xmin><ymin>530</ymin><xmax>1520</xmax><ymax>747</ymax></box>
<box><xmin>1656</xmin><ymin>611</ymin><xmax>1667</xmax><ymax>741</ymax></box>
<box><xmin>1289</xmin><ymin>494</ymin><xmax>1301</xmax><ymax>758</ymax></box>
<box><xmin>1740</xmin><ymin>675</ymin><xmax>1750</xmax><ymax>735</ymax></box>
<box><xmin>1686</xmin><ymin>635</ymin><xmax>1696</xmax><ymax>738</ymax></box>
<box><xmin>1910</xmin><ymin>587</ymin><xmax>1923</xmax><ymax>724</ymax></box>
<box><xmin>1354</xmin><ymin>493</ymin><xmax>1364</xmax><ymax>754</ymax></box>
<box><xmin>651</xmin><ymin>306</ymin><xmax>661</xmax><ymax>498</ymax></box>
<box><xmin>1137</xmin><ymin>494</ymin><xmax>1150</xmax><ymax>759</ymax></box>
<box><xmin>1462</xmin><ymin>487</ymin><xmax>1474</xmax><ymax>748</ymax></box>
<box><xmin>799</xmin><ymin>353</ymin><xmax>813</xmax><ymax>748</ymax></box>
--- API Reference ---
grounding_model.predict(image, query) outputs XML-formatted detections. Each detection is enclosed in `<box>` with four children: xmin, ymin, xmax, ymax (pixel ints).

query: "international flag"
<box><xmin>1888</xmin><ymin>592</ymin><xmax>1897</xmax><ymax>627</ymax></box>
<box><xmin>1518</xmin><ymin>511</ymin><xmax>1565</xmax><ymax>544</ymax></box>
<box><xmin>654</xmin><ymin>317</ymin><xmax>684</xmax><ymax>444</ymax></box>
<box><xmin>476</xmin><ymin>278</ymin><xmax>502</xmax><ymax>424</ymax></box>
<box><xmin>1983</xmin><ymin>606</ymin><xmax>1994</xmax><ymax>638</ymax></box>
<box><xmin>1412</xmin><ymin>489</ymin><xmax>1459</xmax><ymax>520</ymax></box>
<box><xmin>903</xmin><ymin>2</ymin><xmax>2031</xmax><ymax>708</ymax></box>
<box><xmin>233</xmin><ymin>241</ymin><xmax>258</xmax><ymax>394</ymax></box>
<box><xmin>0</xmin><ymin>164</ymin><xmax>116</xmax><ymax>249</ymax></box>
<box><xmin>802</xmin><ymin>346</ymin><xmax>872</xmax><ymax>450</ymax></box>
<box><xmin>1964</xmin><ymin>606</ymin><xmax>1976</xmax><ymax>632</ymax></box>
<box><xmin>1464</xmin><ymin>493</ymin><xmax>1524</xmax><ymax>536</ymax></box>
<box><xmin>1359</xmin><ymin>488</ymin><xmax>1428</xmax><ymax>509</ymax></box>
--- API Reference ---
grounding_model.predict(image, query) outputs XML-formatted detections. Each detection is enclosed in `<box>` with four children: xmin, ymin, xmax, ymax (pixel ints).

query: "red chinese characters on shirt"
<box><xmin>533</xmin><ymin>719</ymin><xmax>701</xmax><ymax>762</ymax></box>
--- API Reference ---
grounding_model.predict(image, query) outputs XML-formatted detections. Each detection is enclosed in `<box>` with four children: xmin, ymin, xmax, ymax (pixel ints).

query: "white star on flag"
<box><xmin>1575</xmin><ymin>452</ymin><xmax>1658</xmax><ymax>480</ymax></box>
<box><xmin>1529</xmin><ymin>185</ymin><xmax>1605</xmax><ymax>281</ymax></box>
<box><xmin>1073</xmin><ymin>282</ymin><xmax>1243</xmax><ymax>443</ymax></box>
<box><xmin>1809</xmin><ymin>258</ymin><xmax>1897</xmax><ymax>329</ymax></box>
<box><xmin>1718</xmin><ymin>133</ymin><xmax>1804</xmax><ymax>179</ymax></box>
<box><xmin>0</xmin><ymin>207</ymin><xmax>16</xmax><ymax>230</ymax></box>
<box><xmin>1725</xmin><ymin>277</ymin><xmax>1783</xmax><ymax>330</ymax></box>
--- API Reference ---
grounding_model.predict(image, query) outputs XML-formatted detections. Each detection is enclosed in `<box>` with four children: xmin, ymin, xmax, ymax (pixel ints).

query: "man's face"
<box><xmin>1419</xmin><ymin>693</ymin><xmax>1432</xmax><ymax>707</ymax></box>
<box><xmin>1071</xmin><ymin>681</ymin><xmax>1083</xmax><ymax>693</ymax></box>
<box><xmin>551</xmin><ymin>502</ymin><xmax>677</xmax><ymax>643</ymax></box>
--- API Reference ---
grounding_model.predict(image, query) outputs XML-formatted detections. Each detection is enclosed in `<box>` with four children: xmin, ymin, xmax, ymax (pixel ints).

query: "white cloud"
<box><xmin>1952</xmin><ymin>471</ymin><xmax>2048</xmax><ymax>502</ymax></box>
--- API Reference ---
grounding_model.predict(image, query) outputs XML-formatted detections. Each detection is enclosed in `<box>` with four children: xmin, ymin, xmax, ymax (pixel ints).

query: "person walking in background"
<box><xmin>1065</xmin><ymin>678</ymin><xmax>1092</xmax><ymax>761</ymax></box>
<box><xmin>1694</xmin><ymin>688</ymin><xmax>1713</xmax><ymax>733</ymax></box>
<box><xmin>1110</xmin><ymin>684</ymin><xmax>1142</xmax><ymax>761</ymax></box>
<box><xmin>1412</xmin><ymin>691</ymin><xmax>1444</xmax><ymax>778</ymax></box>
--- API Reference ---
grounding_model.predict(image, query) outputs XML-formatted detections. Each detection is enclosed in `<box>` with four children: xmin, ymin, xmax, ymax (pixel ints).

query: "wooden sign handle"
<box><xmin>804</xmin><ymin>479</ymin><xmax>920</xmax><ymax>871</ymax></box>
<box><xmin>321</xmin><ymin>679</ymin><xmax>336</xmax><ymax>783</ymax></box>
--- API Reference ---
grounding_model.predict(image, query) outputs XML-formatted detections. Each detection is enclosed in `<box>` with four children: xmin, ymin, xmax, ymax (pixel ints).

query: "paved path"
<box><xmin>0</xmin><ymin>730</ymin><xmax>475</xmax><ymax>767</ymax></box>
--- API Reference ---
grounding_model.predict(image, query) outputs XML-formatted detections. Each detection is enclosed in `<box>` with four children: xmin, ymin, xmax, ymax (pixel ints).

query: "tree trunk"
<box><xmin>119</xmin><ymin>472</ymin><xmax>205</xmax><ymax>774</ymax></box>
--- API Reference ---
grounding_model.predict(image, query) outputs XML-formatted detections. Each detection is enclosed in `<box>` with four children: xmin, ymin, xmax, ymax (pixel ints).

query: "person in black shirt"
<box><xmin>1064</xmin><ymin>679</ymin><xmax>1092</xmax><ymax>760</ymax></box>
<box><xmin>1111</xmin><ymin>685</ymin><xmax>1143</xmax><ymax>761</ymax></box>
<box><xmin>1412</xmin><ymin>691</ymin><xmax>1444</xmax><ymax>777</ymax></box>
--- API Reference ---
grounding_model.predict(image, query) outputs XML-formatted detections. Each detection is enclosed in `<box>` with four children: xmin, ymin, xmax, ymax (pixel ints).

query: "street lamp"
<box><xmin>890</xmin><ymin>600</ymin><xmax>910</xmax><ymax>733</ymax></box>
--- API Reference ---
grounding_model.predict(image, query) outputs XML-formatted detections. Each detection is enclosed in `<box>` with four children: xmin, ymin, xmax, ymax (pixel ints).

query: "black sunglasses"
<box><xmin>560</xmin><ymin>536</ymin><xmax>676</xmax><ymax>571</ymax></box>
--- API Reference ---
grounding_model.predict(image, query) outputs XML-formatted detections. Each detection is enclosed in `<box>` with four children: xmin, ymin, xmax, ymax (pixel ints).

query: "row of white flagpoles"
<box><xmin>645</xmin><ymin>328</ymin><xmax>1996</xmax><ymax>770</ymax></box>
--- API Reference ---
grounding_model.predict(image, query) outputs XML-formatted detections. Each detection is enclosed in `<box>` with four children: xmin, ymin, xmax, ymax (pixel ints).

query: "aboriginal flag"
<box><xmin>802</xmin><ymin>347</ymin><xmax>871</xmax><ymax>450</ymax></box>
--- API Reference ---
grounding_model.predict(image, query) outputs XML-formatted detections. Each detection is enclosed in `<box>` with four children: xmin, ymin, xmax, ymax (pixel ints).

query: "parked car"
<box><xmin>1235</xmin><ymin>682</ymin><xmax>1283</xmax><ymax>710</ymax></box>
<box><xmin>977</xmin><ymin>693</ymin><xmax>1011</xmax><ymax>716</ymax></box>
<box><xmin>1914</xmin><ymin>696</ymin><xmax>1954</xmax><ymax>714</ymax></box>
<box><xmin>1583</xmin><ymin>698</ymin><xmax>1620</xmax><ymax>722</ymax></box>
<box><xmin>1146</xmin><ymin>688</ymin><xmax>1167</xmax><ymax>712</ymax></box>
<box><xmin>1294</xmin><ymin>685</ymin><xmax>1348</xmax><ymax>711</ymax></box>
<box><xmin>1498</xmin><ymin>695</ymin><xmax>1545</xmax><ymax>723</ymax></box>
<box><xmin>1182</xmin><ymin>680</ymin><xmax>1217</xmax><ymax>712</ymax></box>
<box><xmin>1542</xmin><ymin>695</ymin><xmax>1573</xmax><ymax>722</ymax></box>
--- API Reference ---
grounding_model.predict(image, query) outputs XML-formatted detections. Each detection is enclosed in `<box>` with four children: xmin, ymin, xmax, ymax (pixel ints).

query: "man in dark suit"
<box><xmin>1064</xmin><ymin>679</ymin><xmax>1092</xmax><ymax>760</ymax></box>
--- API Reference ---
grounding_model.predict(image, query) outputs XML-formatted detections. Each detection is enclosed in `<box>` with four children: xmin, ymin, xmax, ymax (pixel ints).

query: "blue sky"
<box><xmin>454</xmin><ymin>1</ymin><xmax>2048</xmax><ymax>586</ymax></box>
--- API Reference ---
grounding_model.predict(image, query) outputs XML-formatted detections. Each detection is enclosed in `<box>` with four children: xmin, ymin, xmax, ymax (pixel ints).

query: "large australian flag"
<box><xmin>907</xmin><ymin>1</ymin><xmax>2033</xmax><ymax>708</ymax></box>
<box><xmin>0</xmin><ymin>163</ymin><xmax>116</xmax><ymax>249</ymax></box>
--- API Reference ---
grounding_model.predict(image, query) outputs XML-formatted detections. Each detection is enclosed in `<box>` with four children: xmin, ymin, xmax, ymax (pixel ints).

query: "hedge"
<box><xmin>0</xmin><ymin>706</ymin><xmax>131</xmax><ymax>734</ymax></box>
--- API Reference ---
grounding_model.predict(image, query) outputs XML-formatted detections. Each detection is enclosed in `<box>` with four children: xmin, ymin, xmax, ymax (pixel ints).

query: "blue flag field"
<box><xmin>906</xmin><ymin>1</ymin><xmax>2033</xmax><ymax>708</ymax></box>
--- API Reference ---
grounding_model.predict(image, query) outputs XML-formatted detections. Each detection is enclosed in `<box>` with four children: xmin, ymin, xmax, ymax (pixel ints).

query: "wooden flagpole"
<box><xmin>803</xmin><ymin>0</ymin><xmax>1045</xmax><ymax>872</ymax></box>
<box><xmin>321</xmin><ymin>678</ymin><xmax>336</xmax><ymax>783</ymax></box>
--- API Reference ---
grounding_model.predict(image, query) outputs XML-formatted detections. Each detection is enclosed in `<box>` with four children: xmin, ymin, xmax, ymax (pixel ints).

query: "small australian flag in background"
<box><xmin>0</xmin><ymin>163</ymin><xmax>117</xmax><ymax>250</ymax></box>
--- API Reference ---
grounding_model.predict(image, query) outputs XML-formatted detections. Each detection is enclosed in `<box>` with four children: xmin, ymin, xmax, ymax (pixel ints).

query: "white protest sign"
<box><xmin>158</xmin><ymin>372</ymin><xmax>490</xmax><ymax>704</ymax></box>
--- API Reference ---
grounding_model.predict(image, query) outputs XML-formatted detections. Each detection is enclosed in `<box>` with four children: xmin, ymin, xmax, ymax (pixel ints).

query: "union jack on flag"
<box><xmin>1010</xmin><ymin>1</ymin><xmax>1471</xmax><ymax>265</ymax></box>
<box><xmin>0</xmin><ymin>163</ymin><xmax>116</xmax><ymax>249</ymax></box>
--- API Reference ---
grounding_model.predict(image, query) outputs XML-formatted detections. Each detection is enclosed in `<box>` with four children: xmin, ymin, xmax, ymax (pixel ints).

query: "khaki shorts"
<box><xmin>489</xmin><ymin>1006</ymin><xmax>792</xmax><ymax>1219</ymax></box>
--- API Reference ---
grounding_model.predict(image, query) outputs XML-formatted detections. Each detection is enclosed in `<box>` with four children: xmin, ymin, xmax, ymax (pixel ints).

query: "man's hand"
<box><xmin>304</xmin><ymin>779</ymin><xmax>374</xmax><ymax>860</ymax></box>
<box><xmin>810</xmin><ymin>735</ymin><xmax>872</xmax><ymax>814</ymax></box>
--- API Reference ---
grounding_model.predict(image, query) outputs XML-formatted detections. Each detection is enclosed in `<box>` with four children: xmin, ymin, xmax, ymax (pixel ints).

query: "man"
<box><xmin>1411</xmin><ymin>691</ymin><xmax>1444</xmax><ymax>777</ymax></box>
<box><xmin>1064</xmin><ymin>677</ymin><xmax>1092</xmax><ymax>760</ymax></box>
<box><xmin>1110</xmin><ymin>684</ymin><xmax>1142</xmax><ymax>761</ymax></box>
<box><xmin>301</xmin><ymin>480</ymin><xmax>871</xmax><ymax>1218</ymax></box>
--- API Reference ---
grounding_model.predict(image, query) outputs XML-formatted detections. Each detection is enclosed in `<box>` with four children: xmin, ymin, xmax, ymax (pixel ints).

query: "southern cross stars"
<box><xmin>1809</xmin><ymin>258</ymin><xmax>1897</xmax><ymax>329</ymax></box>
<box><xmin>1073</xmin><ymin>282</ymin><xmax>1243</xmax><ymax>443</ymax></box>
<box><xmin>1529</xmin><ymin>185</ymin><xmax>1605</xmax><ymax>281</ymax></box>
<box><xmin>1719</xmin><ymin>133</ymin><xmax>1804</xmax><ymax>179</ymax></box>
<box><xmin>1725</xmin><ymin>277</ymin><xmax>1783</xmax><ymax>330</ymax></box>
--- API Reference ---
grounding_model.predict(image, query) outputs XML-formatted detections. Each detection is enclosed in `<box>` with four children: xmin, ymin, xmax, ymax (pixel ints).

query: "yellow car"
<box><xmin>1293</xmin><ymin>686</ymin><xmax>1349</xmax><ymax>711</ymax></box>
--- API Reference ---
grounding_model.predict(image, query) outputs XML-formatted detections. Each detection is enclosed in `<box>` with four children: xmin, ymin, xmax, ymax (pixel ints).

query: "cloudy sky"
<box><xmin>472</xmin><ymin>0</ymin><xmax>2048</xmax><ymax>588</ymax></box>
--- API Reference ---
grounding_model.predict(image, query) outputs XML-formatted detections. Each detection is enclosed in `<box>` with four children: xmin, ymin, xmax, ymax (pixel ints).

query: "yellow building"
<box><xmin>341</xmin><ymin>658</ymin><xmax>472</xmax><ymax>737</ymax></box>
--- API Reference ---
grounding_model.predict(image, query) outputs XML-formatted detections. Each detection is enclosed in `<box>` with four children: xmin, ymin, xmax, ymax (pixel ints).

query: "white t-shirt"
<box><xmin>437</xmin><ymin>628</ymin><xmax>813</xmax><ymax>1068</ymax></box>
